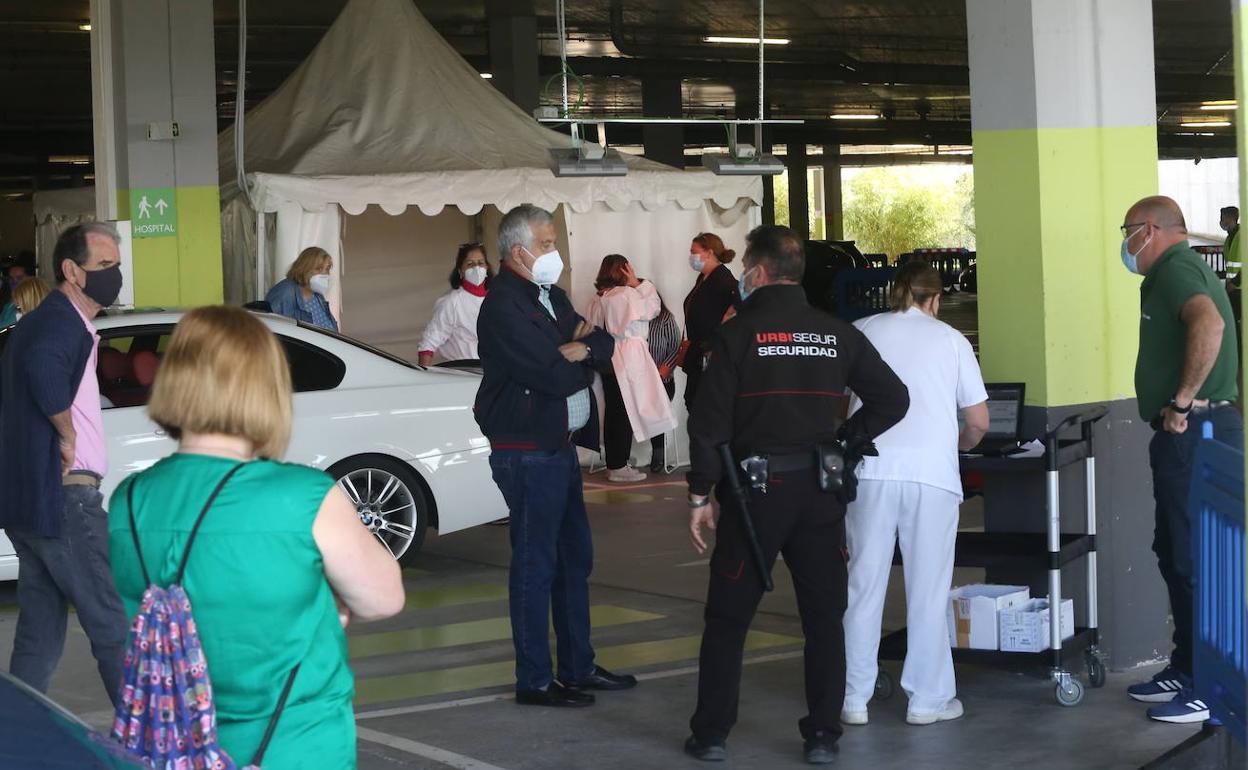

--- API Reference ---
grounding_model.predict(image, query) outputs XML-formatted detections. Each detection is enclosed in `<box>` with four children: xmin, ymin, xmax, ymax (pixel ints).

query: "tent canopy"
<box><xmin>217</xmin><ymin>0</ymin><xmax>760</xmax><ymax>216</ymax></box>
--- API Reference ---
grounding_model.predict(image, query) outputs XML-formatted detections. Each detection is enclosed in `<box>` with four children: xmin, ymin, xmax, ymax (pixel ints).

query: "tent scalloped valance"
<box><xmin>249</xmin><ymin>168</ymin><xmax>762</xmax><ymax>219</ymax></box>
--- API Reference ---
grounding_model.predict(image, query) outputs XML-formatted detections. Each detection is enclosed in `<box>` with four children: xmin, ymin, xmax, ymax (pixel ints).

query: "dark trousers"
<box><xmin>489</xmin><ymin>444</ymin><xmax>596</xmax><ymax>691</ymax></box>
<box><xmin>683</xmin><ymin>366</ymin><xmax>704</xmax><ymax>414</ymax></box>
<box><xmin>650</xmin><ymin>379</ymin><xmax>677</xmax><ymax>462</ymax></box>
<box><xmin>8</xmin><ymin>484</ymin><xmax>128</xmax><ymax>706</ymax></box>
<box><xmin>690</xmin><ymin>469</ymin><xmax>848</xmax><ymax>744</ymax></box>
<box><xmin>601</xmin><ymin>373</ymin><xmax>633</xmax><ymax>470</ymax></box>
<box><xmin>1149</xmin><ymin>405</ymin><xmax>1243</xmax><ymax>678</ymax></box>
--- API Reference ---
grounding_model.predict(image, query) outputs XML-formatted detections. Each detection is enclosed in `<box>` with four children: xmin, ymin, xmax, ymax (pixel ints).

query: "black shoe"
<box><xmin>684</xmin><ymin>735</ymin><xmax>727</xmax><ymax>762</ymax></box>
<box><xmin>515</xmin><ymin>681</ymin><xmax>595</xmax><ymax>708</ymax></box>
<box><xmin>563</xmin><ymin>665</ymin><xmax>638</xmax><ymax>691</ymax></box>
<box><xmin>803</xmin><ymin>732</ymin><xmax>839</xmax><ymax>765</ymax></box>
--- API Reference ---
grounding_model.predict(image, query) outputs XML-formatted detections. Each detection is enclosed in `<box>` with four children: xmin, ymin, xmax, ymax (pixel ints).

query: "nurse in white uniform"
<box><xmin>418</xmin><ymin>243</ymin><xmax>493</xmax><ymax>366</ymax></box>
<box><xmin>841</xmin><ymin>261</ymin><xmax>989</xmax><ymax>727</ymax></box>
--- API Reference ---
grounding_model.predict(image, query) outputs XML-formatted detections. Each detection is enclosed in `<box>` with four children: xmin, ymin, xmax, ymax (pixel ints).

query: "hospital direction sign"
<box><xmin>129</xmin><ymin>188</ymin><xmax>177</xmax><ymax>238</ymax></box>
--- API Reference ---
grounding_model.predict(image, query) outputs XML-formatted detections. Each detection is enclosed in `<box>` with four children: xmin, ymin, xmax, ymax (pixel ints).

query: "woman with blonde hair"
<box><xmin>841</xmin><ymin>260</ymin><xmax>989</xmax><ymax>728</ymax></box>
<box><xmin>108</xmin><ymin>306</ymin><xmax>404</xmax><ymax>769</ymax></box>
<box><xmin>586</xmin><ymin>254</ymin><xmax>678</xmax><ymax>482</ymax></box>
<box><xmin>265</xmin><ymin>246</ymin><xmax>339</xmax><ymax>331</ymax></box>
<box><xmin>11</xmin><ymin>277</ymin><xmax>52</xmax><ymax>319</ymax></box>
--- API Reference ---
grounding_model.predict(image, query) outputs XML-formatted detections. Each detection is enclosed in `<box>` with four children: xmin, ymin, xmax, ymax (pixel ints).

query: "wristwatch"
<box><xmin>688</xmin><ymin>495</ymin><xmax>710</xmax><ymax>509</ymax></box>
<box><xmin>1168</xmin><ymin>398</ymin><xmax>1193</xmax><ymax>414</ymax></box>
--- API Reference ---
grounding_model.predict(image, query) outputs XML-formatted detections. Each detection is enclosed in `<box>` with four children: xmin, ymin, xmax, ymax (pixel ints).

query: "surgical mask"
<box><xmin>525</xmin><ymin>247</ymin><xmax>564</xmax><ymax>286</ymax></box>
<box><xmin>689</xmin><ymin>254</ymin><xmax>705</xmax><ymax>272</ymax></box>
<box><xmin>1120</xmin><ymin>227</ymin><xmax>1151</xmax><ymax>276</ymax></box>
<box><xmin>309</xmin><ymin>273</ymin><xmax>331</xmax><ymax>295</ymax></box>
<box><xmin>13</xmin><ymin>311</ymin><xmax>20</xmax><ymax>322</ymax></box>
<box><xmin>738</xmin><ymin>266</ymin><xmax>757</xmax><ymax>301</ymax></box>
<box><xmin>83</xmin><ymin>264</ymin><xmax>123</xmax><ymax>307</ymax></box>
<box><xmin>462</xmin><ymin>266</ymin><xmax>488</xmax><ymax>286</ymax></box>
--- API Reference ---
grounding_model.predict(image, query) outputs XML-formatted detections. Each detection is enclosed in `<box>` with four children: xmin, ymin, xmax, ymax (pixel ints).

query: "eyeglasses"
<box><xmin>1120</xmin><ymin>222</ymin><xmax>1147</xmax><ymax>237</ymax></box>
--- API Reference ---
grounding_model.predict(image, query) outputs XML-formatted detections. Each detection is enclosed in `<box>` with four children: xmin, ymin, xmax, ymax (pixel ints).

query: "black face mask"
<box><xmin>82</xmin><ymin>264</ymin><xmax>123</xmax><ymax>307</ymax></box>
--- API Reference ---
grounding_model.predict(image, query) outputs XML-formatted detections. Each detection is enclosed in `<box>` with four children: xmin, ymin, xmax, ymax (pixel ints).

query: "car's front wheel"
<box><xmin>328</xmin><ymin>455</ymin><xmax>430</xmax><ymax>565</ymax></box>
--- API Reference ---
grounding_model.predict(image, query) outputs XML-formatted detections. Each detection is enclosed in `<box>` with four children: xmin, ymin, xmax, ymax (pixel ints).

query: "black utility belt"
<box><xmin>740</xmin><ymin>445</ymin><xmax>845</xmax><ymax>493</ymax></box>
<box><xmin>1150</xmin><ymin>401</ymin><xmax>1236</xmax><ymax>431</ymax></box>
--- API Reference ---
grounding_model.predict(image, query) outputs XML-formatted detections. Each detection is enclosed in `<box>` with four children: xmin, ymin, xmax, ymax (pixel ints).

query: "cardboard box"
<box><xmin>946</xmin><ymin>585</ymin><xmax>1030</xmax><ymax>650</ymax></box>
<box><xmin>998</xmin><ymin>598</ymin><xmax>1076</xmax><ymax>653</ymax></box>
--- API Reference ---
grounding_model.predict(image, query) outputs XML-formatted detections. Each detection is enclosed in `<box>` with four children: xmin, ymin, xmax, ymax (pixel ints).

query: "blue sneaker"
<box><xmin>1147</xmin><ymin>688</ymin><xmax>1210</xmax><ymax>724</ymax></box>
<box><xmin>1127</xmin><ymin>665</ymin><xmax>1187</xmax><ymax>703</ymax></box>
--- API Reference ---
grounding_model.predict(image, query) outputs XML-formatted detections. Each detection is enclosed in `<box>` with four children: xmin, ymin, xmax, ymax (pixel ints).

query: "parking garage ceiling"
<box><xmin>0</xmin><ymin>0</ymin><xmax>1236</xmax><ymax>195</ymax></box>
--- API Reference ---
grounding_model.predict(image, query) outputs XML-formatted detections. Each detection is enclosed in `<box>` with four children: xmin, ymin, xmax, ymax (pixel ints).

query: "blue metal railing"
<box><xmin>1191</xmin><ymin>420</ymin><xmax>1246</xmax><ymax>744</ymax></box>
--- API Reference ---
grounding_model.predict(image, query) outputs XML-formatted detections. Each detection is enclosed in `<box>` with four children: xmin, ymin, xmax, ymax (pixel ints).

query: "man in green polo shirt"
<box><xmin>1120</xmin><ymin>196</ymin><xmax>1241</xmax><ymax>725</ymax></box>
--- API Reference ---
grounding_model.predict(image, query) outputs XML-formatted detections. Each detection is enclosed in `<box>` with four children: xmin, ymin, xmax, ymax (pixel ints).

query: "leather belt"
<box><xmin>64</xmin><ymin>471</ymin><xmax>101</xmax><ymax>488</ymax></box>
<box><xmin>758</xmin><ymin>452</ymin><xmax>816</xmax><ymax>473</ymax></box>
<box><xmin>1192</xmin><ymin>400</ymin><xmax>1235</xmax><ymax>412</ymax></box>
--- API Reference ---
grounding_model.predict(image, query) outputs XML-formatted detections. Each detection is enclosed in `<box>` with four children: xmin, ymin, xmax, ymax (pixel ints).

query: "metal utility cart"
<box><xmin>875</xmin><ymin>406</ymin><xmax>1109</xmax><ymax>707</ymax></box>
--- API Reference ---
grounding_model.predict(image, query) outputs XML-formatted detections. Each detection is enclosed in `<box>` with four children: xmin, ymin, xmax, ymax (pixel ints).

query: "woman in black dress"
<box><xmin>681</xmin><ymin>232</ymin><xmax>740</xmax><ymax>411</ymax></box>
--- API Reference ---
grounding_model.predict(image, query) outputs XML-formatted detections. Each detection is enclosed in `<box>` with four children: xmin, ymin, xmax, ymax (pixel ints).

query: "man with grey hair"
<box><xmin>0</xmin><ymin>222</ymin><xmax>128</xmax><ymax>704</ymax></box>
<box><xmin>475</xmin><ymin>204</ymin><xmax>638</xmax><ymax>707</ymax></box>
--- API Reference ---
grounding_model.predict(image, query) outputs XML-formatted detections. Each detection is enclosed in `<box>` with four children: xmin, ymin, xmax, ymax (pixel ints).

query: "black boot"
<box><xmin>649</xmin><ymin>441</ymin><xmax>665</xmax><ymax>473</ymax></box>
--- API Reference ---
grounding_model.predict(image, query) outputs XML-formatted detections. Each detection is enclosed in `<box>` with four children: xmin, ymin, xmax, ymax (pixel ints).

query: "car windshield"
<box><xmin>296</xmin><ymin>322</ymin><xmax>421</xmax><ymax>370</ymax></box>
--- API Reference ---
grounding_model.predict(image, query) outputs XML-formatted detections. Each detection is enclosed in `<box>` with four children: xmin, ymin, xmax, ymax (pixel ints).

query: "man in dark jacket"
<box><xmin>475</xmin><ymin>204</ymin><xmax>637</xmax><ymax>708</ymax></box>
<box><xmin>682</xmin><ymin>225</ymin><xmax>910</xmax><ymax>764</ymax></box>
<box><xmin>0</xmin><ymin>223</ymin><xmax>128</xmax><ymax>705</ymax></box>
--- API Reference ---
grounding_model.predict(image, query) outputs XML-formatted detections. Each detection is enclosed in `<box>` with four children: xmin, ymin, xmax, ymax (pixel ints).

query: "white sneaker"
<box><xmin>841</xmin><ymin>708</ymin><xmax>869</xmax><ymax>726</ymax></box>
<box><xmin>906</xmin><ymin>698</ymin><xmax>964</xmax><ymax>725</ymax></box>
<box><xmin>607</xmin><ymin>466</ymin><xmax>647</xmax><ymax>483</ymax></box>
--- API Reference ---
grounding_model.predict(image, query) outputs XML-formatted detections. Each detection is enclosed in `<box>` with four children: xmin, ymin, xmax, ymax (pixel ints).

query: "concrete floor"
<box><xmin>0</xmin><ymin>468</ymin><xmax>1207</xmax><ymax>769</ymax></box>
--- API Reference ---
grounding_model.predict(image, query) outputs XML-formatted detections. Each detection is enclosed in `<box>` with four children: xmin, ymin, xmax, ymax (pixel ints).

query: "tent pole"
<box><xmin>255</xmin><ymin>206</ymin><xmax>266</xmax><ymax>301</ymax></box>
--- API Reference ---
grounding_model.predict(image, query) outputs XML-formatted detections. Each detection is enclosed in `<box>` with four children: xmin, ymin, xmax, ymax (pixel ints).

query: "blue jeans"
<box><xmin>1149</xmin><ymin>404</ymin><xmax>1244</xmax><ymax>678</ymax></box>
<box><xmin>489</xmin><ymin>445</ymin><xmax>595</xmax><ymax>691</ymax></box>
<box><xmin>7</xmin><ymin>484</ymin><xmax>128</xmax><ymax>706</ymax></box>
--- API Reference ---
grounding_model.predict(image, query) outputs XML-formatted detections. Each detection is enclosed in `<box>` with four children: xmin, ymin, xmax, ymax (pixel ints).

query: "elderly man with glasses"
<box><xmin>1117</xmin><ymin>196</ymin><xmax>1240</xmax><ymax>725</ymax></box>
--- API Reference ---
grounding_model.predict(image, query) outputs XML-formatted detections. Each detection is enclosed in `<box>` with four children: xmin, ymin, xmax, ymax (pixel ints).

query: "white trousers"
<box><xmin>843</xmin><ymin>479</ymin><xmax>959</xmax><ymax>715</ymax></box>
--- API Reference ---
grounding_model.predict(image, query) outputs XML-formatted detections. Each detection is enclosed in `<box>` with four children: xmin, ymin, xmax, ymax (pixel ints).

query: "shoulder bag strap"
<box><xmin>249</xmin><ymin>663</ymin><xmax>301</xmax><ymax>767</ymax></box>
<box><xmin>125</xmin><ymin>480</ymin><xmax>152</xmax><ymax>587</ymax></box>
<box><xmin>173</xmin><ymin>462</ymin><xmax>247</xmax><ymax>584</ymax></box>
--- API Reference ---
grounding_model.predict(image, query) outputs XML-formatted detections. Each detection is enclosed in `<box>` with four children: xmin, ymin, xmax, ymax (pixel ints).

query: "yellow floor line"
<box><xmin>348</xmin><ymin>605</ymin><xmax>663</xmax><ymax>659</ymax></box>
<box><xmin>353</xmin><ymin>630</ymin><xmax>799</xmax><ymax>706</ymax></box>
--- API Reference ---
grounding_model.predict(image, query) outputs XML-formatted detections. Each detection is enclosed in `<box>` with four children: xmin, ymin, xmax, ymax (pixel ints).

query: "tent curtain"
<box><xmin>269</xmin><ymin>202</ymin><xmax>345</xmax><ymax>325</ymax></box>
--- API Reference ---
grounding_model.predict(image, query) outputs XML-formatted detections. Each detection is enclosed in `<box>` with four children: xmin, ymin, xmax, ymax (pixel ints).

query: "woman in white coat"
<box><xmin>418</xmin><ymin>243</ymin><xmax>493</xmax><ymax>366</ymax></box>
<box><xmin>842</xmin><ymin>261</ymin><xmax>990</xmax><ymax>727</ymax></box>
<box><xmin>587</xmin><ymin>254</ymin><xmax>679</xmax><ymax>483</ymax></box>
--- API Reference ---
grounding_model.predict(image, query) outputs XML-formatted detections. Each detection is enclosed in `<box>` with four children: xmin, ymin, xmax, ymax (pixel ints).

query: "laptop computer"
<box><xmin>962</xmin><ymin>382</ymin><xmax>1026</xmax><ymax>456</ymax></box>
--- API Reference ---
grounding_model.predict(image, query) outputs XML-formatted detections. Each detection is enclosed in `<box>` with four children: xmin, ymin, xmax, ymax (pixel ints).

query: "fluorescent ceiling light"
<box><xmin>1200</xmin><ymin>101</ymin><xmax>1236</xmax><ymax>111</ymax></box>
<box><xmin>78</xmin><ymin>22</ymin><xmax>91</xmax><ymax>31</ymax></box>
<box><xmin>480</xmin><ymin>72</ymin><xmax>493</xmax><ymax>79</ymax></box>
<box><xmin>704</xmin><ymin>36</ymin><xmax>790</xmax><ymax>45</ymax></box>
<box><xmin>1180</xmin><ymin>120</ymin><xmax>1231</xmax><ymax>128</ymax></box>
<box><xmin>829</xmin><ymin>113</ymin><xmax>880</xmax><ymax>121</ymax></box>
<box><xmin>48</xmin><ymin>155</ymin><xmax>92</xmax><ymax>165</ymax></box>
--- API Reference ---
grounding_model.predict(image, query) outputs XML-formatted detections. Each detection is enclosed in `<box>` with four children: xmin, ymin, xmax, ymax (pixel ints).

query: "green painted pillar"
<box><xmin>967</xmin><ymin>0</ymin><xmax>1166</xmax><ymax>668</ymax></box>
<box><xmin>91</xmin><ymin>0</ymin><xmax>222</xmax><ymax>307</ymax></box>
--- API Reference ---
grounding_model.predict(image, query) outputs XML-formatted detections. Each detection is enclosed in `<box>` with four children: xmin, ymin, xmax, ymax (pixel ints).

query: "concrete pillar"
<box><xmin>642</xmin><ymin>76</ymin><xmax>685</xmax><ymax>168</ymax></box>
<box><xmin>821</xmin><ymin>144</ymin><xmax>844</xmax><ymax>241</ymax></box>
<box><xmin>787</xmin><ymin>142</ymin><xmax>810</xmax><ymax>241</ymax></box>
<box><xmin>487</xmin><ymin>0</ymin><xmax>539</xmax><ymax>116</ymax></box>
<box><xmin>91</xmin><ymin>0</ymin><xmax>222</xmax><ymax>306</ymax></box>
<box><xmin>967</xmin><ymin>0</ymin><xmax>1162</xmax><ymax>668</ymax></box>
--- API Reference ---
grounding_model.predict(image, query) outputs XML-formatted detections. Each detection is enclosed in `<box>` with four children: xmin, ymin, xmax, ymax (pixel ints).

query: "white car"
<box><xmin>0</xmin><ymin>311</ymin><xmax>506</xmax><ymax>577</ymax></box>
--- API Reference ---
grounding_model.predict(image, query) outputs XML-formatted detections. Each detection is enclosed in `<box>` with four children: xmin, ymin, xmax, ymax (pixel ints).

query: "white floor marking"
<box><xmin>357</xmin><ymin>726</ymin><xmax>510</xmax><ymax>770</ymax></box>
<box><xmin>675</xmin><ymin>558</ymin><xmax>710</xmax><ymax>568</ymax></box>
<box><xmin>353</xmin><ymin>650</ymin><xmax>804</xmax><ymax>721</ymax></box>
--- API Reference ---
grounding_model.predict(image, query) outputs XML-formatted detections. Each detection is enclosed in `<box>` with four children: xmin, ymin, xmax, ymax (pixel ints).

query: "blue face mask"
<box><xmin>689</xmin><ymin>254</ymin><xmax>705</xmax><ymax>272</ymax></box>
<box><xmin>738</xmin><ymin>267</ymin><xmax>757</xmax><ymax>301</ymax></box>
<box><xmin>1120</xmin><ymin>226</ymin><xmax>1151</xmax><ymax>275</ymax></box>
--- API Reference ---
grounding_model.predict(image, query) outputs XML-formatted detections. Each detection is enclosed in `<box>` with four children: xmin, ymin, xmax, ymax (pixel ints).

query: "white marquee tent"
<box><xmin>218</xmin><ymin>0</ymin><xmax>761</xmax><ymax>368</ymax></box>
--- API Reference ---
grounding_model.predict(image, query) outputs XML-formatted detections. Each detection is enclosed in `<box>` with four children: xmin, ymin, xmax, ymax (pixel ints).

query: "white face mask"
<box><xmin>462</xmin><ymin>266</ymin><xmax>488</xmax><ymax>286</ymax></box>
<box><xmin>525</xmin><ymin>247</ymin><xmax>564</xmax><ymax>286</ymax></box>
<box><xmin>309</xmin><ymin>273</ymin><xmax>331</xmax><ymax>295</ymax></box>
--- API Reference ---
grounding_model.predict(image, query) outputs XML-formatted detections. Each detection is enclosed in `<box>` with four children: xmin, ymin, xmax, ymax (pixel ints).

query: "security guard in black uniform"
<box><xmin>683</xmin><ymin>225</ymin><xmax>909</xmax><ymax>765</ymax></box>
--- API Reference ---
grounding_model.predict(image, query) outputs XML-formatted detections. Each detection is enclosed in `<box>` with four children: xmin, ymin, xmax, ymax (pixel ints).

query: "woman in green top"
<box><xmin>109</xmin><ymin>306</ymin><xmax>405</xmax><ymax>769</ymax></box>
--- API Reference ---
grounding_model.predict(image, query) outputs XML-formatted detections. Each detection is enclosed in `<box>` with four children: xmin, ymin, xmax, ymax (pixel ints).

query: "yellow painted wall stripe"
<box><xmin>117</xmin><ymin>186</ymin><xmax>223</xmax><ymax>308</ymax></box>
<box><xmin>973</xmin><ymin>125</ymin><xmax>1156</xmax><ymax>407</ymax></box>
<box><xmin>353</xmin><ymin>630</ymin><xmax>799</xmax><ymax>706</ymax></box>
<box><xmin>348</xmin><ymin>605</ymin><xmax>663</xmax><ymax>659</ymax></box>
